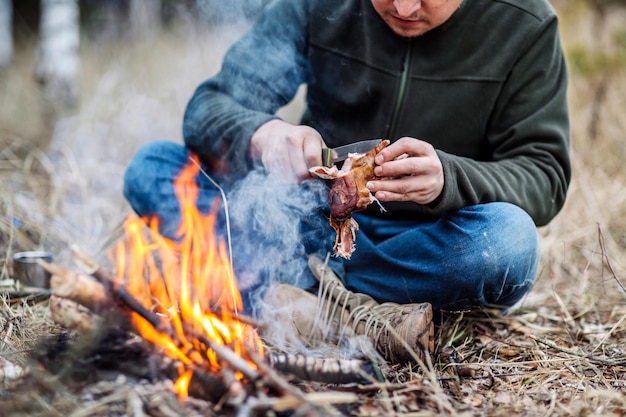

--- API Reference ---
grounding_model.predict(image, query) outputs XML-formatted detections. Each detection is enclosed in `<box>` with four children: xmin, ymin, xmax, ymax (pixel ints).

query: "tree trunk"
<box><xmin>128</xmin><ymin>0</ymin><xmax>161</xmax><ymax>35</ymax></box>
<box><xmin>0</xmin><ymin>0</ymin><xmax>12</xmax><ymax>68</ymax></box>
<box><xmin>36</xmin><ymin>0</ymin><xmax>80</xmax><ymax>108</ymax></box>
<box><xmin>588</xmin><ymin>1</ymin><xmax>610</xmax><ymax>141</ymax></box>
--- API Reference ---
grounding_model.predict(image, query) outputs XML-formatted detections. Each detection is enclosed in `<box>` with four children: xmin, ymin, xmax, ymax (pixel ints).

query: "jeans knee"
<box><xmin>481</xmin><ymin>203</ymin><xmax>540</xmax><ymax>306</ymax></box>
<box><xmin>124</xmin><ymin>141</ymin><xmax>186</xmax><ymax>198</ymax></box>
<box><xmin>446</xmin><ymin>203</ymin><xmax>539</xmax><ymax>309</ymax></box>
<box><xmin>125</xmin><ymin>140</ymin><xmax>183</xmax><ymax>178</ymax></box>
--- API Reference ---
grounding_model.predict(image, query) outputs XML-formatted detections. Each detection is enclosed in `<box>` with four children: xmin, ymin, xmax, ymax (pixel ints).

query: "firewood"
<box><xmin>43</xmin><ymin>253</ymin><xmax>374</xmax><ymax>388</ymax></box>
<box><xmin>49</xmin><ymin>295</ymin><xmax>102</xmax><ymax>333</ymax></box>
<box><xmin>44</xmin><ymin>251</ymin><xmax>374</xmax><ymax>386</ymax></box>
<box><xmin>42</xmin><ymin>261</ymin><xmax>108</xmax><ymax>311</ymax></box>
<box><xmin>242</xmin><ymin>346</ymin><xmax>357</xmax><ymax>415</ymax></box>
<box><xmin>2</xmin><ymin>288</ymin><xmax>51</xmax><ymax>305</ymax></box>
<box><xmin>42</xmin><ymin>253</ymin><xmax>262</xmax><ymax>384</ymax></box>
<box><xmin>41</xmin><ymin>242</ymin><xmax>374</xmax><ymax>417</ymax></box>
<box><xmin>266</xmin><ymin>352</ymin><xmax>377</xmax><ymax>384</ymax></box>
<box><xmin>243</xmin><ymin>391</ymin><xmax>360</xmax><ymax>414</ymax></box>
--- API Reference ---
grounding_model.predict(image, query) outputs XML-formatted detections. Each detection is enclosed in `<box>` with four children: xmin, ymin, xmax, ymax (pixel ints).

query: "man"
<box><xmin>124</xmin><ymin>0</ymin><xmax>570</xmax><ymax>363</ymax></box>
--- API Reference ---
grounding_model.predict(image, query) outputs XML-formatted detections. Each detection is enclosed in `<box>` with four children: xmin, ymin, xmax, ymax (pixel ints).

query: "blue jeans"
<box><xmin>124</xmin><ymin>140</ymin><xmax>539</xmax><ymax>313</ymax></box>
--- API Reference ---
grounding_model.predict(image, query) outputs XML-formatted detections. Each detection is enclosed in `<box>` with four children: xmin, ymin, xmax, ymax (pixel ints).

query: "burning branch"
<box><xmin>49</xmin><ymin>295</ymin><xmax>101</xmax><ymax>333</ymax></box>
<box><xmin>70</xmin><ymin>246</ymin><xmax>170</xmax><ymax>333</ymax></box>
<box><xmin>45</xmin><ymin>261</ymin><xmax>108</xmax><ymax>311</ymax></box>
<box><xmin>267</xmin><ymin>352</ymin><xmax>376</xmax><ymax>385</ymax></box>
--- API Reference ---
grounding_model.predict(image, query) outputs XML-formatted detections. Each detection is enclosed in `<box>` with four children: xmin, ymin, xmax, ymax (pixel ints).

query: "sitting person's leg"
<box><xmin>123</xmin><ymin>140</ymin><xmax>224</xmax><ymax>240</ymax></box>
<box><xmin>342</xmin><ymin>202</ymin><xmax>540</xmax><ymax>311</ymax></box>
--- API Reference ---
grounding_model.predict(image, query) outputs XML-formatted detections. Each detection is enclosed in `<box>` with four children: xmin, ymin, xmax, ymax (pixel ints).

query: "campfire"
<box><xmin>108</xmin><ymin>154</ymin><xmax>263</xmax><ymax>398</ymax></box>
<box><xmin>39</xmin><ymin>154</ymin><xmax>373</xmax><ymax>412</ymax></box>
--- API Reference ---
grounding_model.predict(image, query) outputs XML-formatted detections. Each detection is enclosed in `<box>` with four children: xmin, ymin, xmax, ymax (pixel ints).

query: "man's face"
<box><xmin>371</xmin><ymin>0</ymin><xmax>464</xmax><ymax>37</ymax></box>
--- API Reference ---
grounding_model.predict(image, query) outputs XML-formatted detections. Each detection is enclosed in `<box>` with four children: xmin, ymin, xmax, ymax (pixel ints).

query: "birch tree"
<box><xmin>36</xmin><ymin>0</ymin><xmax>80</xmax><ymax>107</ymax></box>
<box><xmin>0</xmin><ymin>0</ymin><xmax>11</xmax><ymax>68</ymax></box>
<box><xmin>129</xmin><ymin>0</ymin><xmax>161</xmax><ymax>35</ymax></box>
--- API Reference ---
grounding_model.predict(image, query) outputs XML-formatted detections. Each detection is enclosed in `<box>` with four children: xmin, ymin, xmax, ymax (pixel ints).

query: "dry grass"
<box><xmin>1</xmin><ymin>3</ymin><xmax>626</xmax><ymax>416</ymax></box>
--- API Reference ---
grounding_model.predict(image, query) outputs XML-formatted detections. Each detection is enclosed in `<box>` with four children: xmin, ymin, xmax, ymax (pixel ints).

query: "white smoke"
<box><xmin>226</xmin><ymin>168</ymin><xmax>329</xmax><ymax>296</ymax></box>
<box><xmin>194</xmin><ymin>0</ymin><xmax>269</xmax><ymax>23</ymax></box>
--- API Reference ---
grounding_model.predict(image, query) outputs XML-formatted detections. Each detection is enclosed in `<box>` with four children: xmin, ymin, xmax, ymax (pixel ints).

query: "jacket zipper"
<box><xmin>388</xmin><ymin>38</ymin><xmax>412</xmax><ymax>140</ymax></box>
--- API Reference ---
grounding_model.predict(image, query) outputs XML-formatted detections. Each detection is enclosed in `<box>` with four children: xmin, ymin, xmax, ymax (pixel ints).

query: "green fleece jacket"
<box><xmin>183</xmin><ymin>0</ymin><xmax>571</xmax><ymax>227</ymax></box>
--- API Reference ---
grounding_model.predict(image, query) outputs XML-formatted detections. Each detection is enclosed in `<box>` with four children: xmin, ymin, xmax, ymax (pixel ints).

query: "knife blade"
<box><xmin>322</xmin><ymin>139</ymin><xmax>383</xmax><ymax>167</ymax></box>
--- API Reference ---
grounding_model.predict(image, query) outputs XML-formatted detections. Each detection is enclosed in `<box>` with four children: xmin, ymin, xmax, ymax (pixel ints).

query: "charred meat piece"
<box><xmin>310</xmin><ymin>140</ymin><xmax>389</xmax><ymax>259</ymax></box>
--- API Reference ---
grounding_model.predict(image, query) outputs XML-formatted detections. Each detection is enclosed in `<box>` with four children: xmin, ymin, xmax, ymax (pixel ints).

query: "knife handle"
<box><xmin>322</xmin><ymin>148</ymin><xmax>333</xmax><ymax>168</ymax></box>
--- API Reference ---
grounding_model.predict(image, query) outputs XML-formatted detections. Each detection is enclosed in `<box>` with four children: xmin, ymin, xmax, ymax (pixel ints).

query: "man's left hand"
<box><xmin>366</xmin><ymin>137</ymin><xmax>444</xmax><ymax>205</ymax></box>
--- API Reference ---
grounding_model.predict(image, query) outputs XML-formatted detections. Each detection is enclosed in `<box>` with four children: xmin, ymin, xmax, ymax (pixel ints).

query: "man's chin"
<box><xmin>386</xmin><ymin>17</ymin><xmax>431</xmax><ymax>37</ymax></box>
<box><xmin>390</xmin><ymin>26</ymin><xmax>429</xmax><ymax>38</ymax></box>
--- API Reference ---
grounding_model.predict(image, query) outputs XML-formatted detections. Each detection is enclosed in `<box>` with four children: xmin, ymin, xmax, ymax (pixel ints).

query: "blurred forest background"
<box><xmin>0</xmin><ymin>0</ymin><xmax>625</xmax><ymax>298</ymax></box>
<box><xmin>0</xmin><ymin>0</ymin><xmax>274</xmax><ymax>262</ymax></box>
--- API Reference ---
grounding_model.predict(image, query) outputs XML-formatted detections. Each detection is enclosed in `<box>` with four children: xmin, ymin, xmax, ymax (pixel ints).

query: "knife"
<box><xmin>321</xmin><ymin>139</ymin><xmax>383</xmax><ymax>167</ymax></box>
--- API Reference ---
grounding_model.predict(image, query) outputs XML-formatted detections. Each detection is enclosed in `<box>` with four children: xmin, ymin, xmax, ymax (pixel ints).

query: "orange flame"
<box><xmin>111</xmin><ymin>154</ymin><xmax>263</xmax><ymax>397</ymax></box>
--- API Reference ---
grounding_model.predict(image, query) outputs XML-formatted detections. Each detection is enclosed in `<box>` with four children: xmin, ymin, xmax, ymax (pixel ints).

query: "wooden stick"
<box><xmin>70</xmin><ymin>246</ymin><xmax>169</xmax><ymax>332</ymax></box>
<box><xmin>49</xmin><ymin>295</ymin><xmax>101</xmax><ymax>333</ymax></box>
<box><xmin>529</xmin><ymin>334</ymin><xmax>626</xmax><ymax>366</ymax></box>
<box><xmin>266</xmin><ymin>352</ymin><xmax>376</xmax><ymax>384</ymax></box>
<box><xmin>244</xmin><ymin>345</ymin><xmax>305</xmax><ymax>399</ymax></box>
<box><xmin>244</xmin><ymin>346</ymin><xmax>356</xmax><ymax>415</ymax></box>
<box><xmin>41</xmin><ymin>261</ymin><xmax>108</xmax><ymax>311</ymax></box>
<box><xmin>180</xmin><ymin>323</ymin><xmax>261</xmax><ymax>383</ymax></box>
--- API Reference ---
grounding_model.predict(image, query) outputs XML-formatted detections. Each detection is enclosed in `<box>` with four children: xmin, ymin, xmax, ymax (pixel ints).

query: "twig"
<box><xmin>245</xmin><ymin>391</ymin><xmax>359</xmax><ymax>414</ymax></box>
<box><xmin>245</xmin><ymin>345</ymin><xmax>352</xmax><ymax>416</ymax></box>
<box><xmin>529</xmin><ymin>334</ymin><xmax>626</xmax><ymax>366</ymax></box>
<box><xmin>592</xmin><ymin>311</ymin><xmax>626</xmax><ymax>353</ymax></box>
<box><xmin>67</xmin><ymin>391</ymin><xmax>128</xmax><ymax>417</ymax></box>
<box><xmin>552</xmin><ymin>291</ymin><xmax>577</xmax><ymax>331</ymax></box>
<box><xmin>529</xmin><ymin>334</ymin><xmax>589</xmax><ymax>356</ymax></box>
<box><xmin>184</xmin><ymin>324</ymin><xmax>261</xmax><ymax>383</ymax></box>
<box><xmin>598</xmin><ymin>223</ymin><xmax>626</xmax><ymax>296</ymax></box>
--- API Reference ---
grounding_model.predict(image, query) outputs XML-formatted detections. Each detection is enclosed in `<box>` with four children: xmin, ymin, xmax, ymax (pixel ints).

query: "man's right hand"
<box><xmin>249</xmin><ymin>119</ymin><xmax>326</xmax><ymax>183</ymax></box>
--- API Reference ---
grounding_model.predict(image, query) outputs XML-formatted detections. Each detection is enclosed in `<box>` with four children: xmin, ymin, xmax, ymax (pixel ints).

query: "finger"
<box><xmin>303</xmin><ymin>132</ymin><xmax>324</xmax><ymax>168</ymax></box>
<box><xmin>286</xmin><ymin>140</ymin><xmax>310</xmax><ymax>183</ymax></box>
<box><xmin>373</xmin><ymin>189</ymin><xmax>410</xmax><ymax>202</ymax></box>
<box><xmin>372</xmin><ymin>187</ymin><xmax>433</xmax><ymax>204</ymax></box>
<box><xmin>375</xmin><ymin>137</ymin><xmax>415</xmax><ymax>162</ymax></box>
<box><xmin>374</xmin><ymin>155</ymin><xmax>423</xmax><ymax>178</ymax></box>
<box><xmin>368</xmin><ymin>176</ymin><xmax>441</xmax><ymax>204</ymax></box>
<box><xmin>369</xmin><ymin>175</ymin><xmax>414</xmax><ymax>196</ymax></box>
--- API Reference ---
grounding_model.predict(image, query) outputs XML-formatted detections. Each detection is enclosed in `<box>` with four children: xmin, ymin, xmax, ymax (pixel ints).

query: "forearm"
<box><xmin>431</xmin><ymin>152</ymin><xmax>568</xmax><ymax>227</ymax></box>
<box><xmin>182</xmin><ymin>0</ymin><xmax>309</xmax><ymax>176</ymax></box>
<box><xmin>183</xmin><ymin>81</ymin><xmax>277</xmax><ymax>176</ymax></box>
